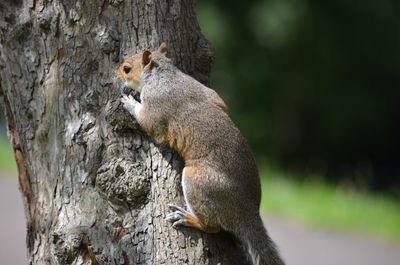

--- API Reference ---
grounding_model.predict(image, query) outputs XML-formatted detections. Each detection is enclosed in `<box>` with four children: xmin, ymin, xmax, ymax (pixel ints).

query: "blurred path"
<box><xmin>1</xmin><ymin>174</ymin><xmax>400</xmax><ymax>265</ymax></box>
<box><xmin>264</xmin><ymin>216</ymin><xmax>400</xmax><ymax>265</ymax></box>
<box><xmin>0</xmin><ymin>175</ymin><xmax>27</xmax><ymax>265</ymax></box>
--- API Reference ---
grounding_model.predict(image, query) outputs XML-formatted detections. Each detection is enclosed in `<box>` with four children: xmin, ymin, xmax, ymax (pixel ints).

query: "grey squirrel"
<box><xmin>116</xmin><ymin>43</ymin><xmax>285</xmax><ymax>265</ymax></box>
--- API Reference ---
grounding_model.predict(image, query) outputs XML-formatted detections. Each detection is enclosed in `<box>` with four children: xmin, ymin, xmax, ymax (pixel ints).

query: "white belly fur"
<box><xmin>182</xmin><ymin>167</ymin><xmax>195</xmax><ymax>215</ymax></box>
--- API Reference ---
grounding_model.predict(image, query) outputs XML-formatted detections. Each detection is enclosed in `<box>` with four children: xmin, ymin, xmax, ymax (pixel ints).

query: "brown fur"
<box><xmin>116</xmin><ymin>43</ymin><xmax>285</xmax><ymax>265</ymax></box>
<box><xmin>115</xmin><ymin>53</ymin><xmax>142</xmax><ymax>88</ymax></box>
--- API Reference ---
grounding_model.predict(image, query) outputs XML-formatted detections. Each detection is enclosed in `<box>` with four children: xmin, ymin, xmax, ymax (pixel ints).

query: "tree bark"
<box><xmin>0</xmin><ymin>0</ymin><xmax>250</xmax><ymax>264</ymax></box>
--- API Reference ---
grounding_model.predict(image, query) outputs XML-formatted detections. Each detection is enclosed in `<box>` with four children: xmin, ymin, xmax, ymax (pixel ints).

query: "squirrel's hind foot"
<box><xmin>166</xmin><ymin>204</ymin><xmax>220</xmax><ymax>233</ymax></box>
<box><xmin>166</xmin><ymin>204</ymin><xmax>191</xmax><ymax>228</ymax></box>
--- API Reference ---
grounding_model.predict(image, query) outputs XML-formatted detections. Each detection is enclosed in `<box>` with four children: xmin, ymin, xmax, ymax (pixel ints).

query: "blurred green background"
<box><xmin>197</xmin><ymin>0</ymin><xmax>400</xmax><ymax>195</ymax></box>
<box><xmin>195</xmin><ymin>0</ymin><xmax>400</xmax><ymax>240</ymax></box>
<box><xmin>1</xmin><ymin>0</ymin><xmax>400</xmax><ymax>242</ymax></box>
<box><xmin>0</xmin><ymin>114</ymin><xmax>15</xmax><ymax>175</ymax></box>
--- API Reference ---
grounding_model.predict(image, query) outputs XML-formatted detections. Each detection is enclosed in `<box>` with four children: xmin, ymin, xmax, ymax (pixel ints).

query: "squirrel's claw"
<box><xmin>165</xmin><ymin>211</ymin><xmax>183</xmax><ymax>221</ymax></box>
<box><xmin>172</xmin><ymin>219</ymin><xmax>187</xmax><ymax>228</ymax></box>
<box><xmin>166</xmin><ymin>204</ymin><xmax>191</xmax><ymax>228</ymax></box>
<box><xmin>121</xmin><ymin>94</ymin><xmax>137</xmax><ymax>114</ymax></box>
<box><xmin>121</xmin><ymin>94</ymin><xmax>135</xmax><ymax>104</ymax></box>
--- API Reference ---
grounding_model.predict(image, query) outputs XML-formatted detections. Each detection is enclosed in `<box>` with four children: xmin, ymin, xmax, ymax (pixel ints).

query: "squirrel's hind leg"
<box><xmin>166</xmin><ymin>204</ymin><xmax>220</xmax><ymax>233</ymax></box>
<box><xmin>166</xmin><ymin>165</ymin><xmax>221</xmax><ymax>233</ymax></box>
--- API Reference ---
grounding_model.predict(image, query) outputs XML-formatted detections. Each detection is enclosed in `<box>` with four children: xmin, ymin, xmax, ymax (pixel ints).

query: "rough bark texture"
<box><xmin>0</xmin><ymin>0</ymin><xmax>250</xmax><ymax>264</ymax></box>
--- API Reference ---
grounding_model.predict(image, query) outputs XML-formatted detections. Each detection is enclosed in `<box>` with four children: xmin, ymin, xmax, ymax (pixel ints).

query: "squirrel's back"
<box><xmin>140</xmin><ymin>60</ymin><xmax>261</xmax><ymax>210</ymax></box>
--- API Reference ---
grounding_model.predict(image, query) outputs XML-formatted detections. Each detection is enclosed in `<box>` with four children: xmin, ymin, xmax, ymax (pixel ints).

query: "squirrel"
<box><xmin>116</xmin><ymin>43</ymin><xmax>285</xmax><ymax>265</ymax></box>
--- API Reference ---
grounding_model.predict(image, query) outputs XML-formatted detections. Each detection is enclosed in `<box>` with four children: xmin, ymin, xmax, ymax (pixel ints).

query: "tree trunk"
<box><xmin>0</xmin><ymin>0</ymin><xmax>251</xmax><ymax>264</ymax></box>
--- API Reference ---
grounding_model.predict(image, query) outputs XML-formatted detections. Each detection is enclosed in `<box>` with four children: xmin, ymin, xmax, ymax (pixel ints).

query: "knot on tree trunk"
<box><xmin>96</xmin><ymin>158</ymin><xmax>150</xmax><ymax>207</ymax></box>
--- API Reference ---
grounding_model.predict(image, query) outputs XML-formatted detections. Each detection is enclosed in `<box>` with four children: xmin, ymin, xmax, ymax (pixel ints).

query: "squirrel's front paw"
<box><xmin>121</xmin><ymin>94</ymin><xmax>137</xmax><ymax>113</ymax></box>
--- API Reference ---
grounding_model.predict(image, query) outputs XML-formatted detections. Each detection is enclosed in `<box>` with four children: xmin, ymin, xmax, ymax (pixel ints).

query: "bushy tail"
<box><xmin>236</xmin><ymin>215</ymin><xmax>285</xmax><ymax>265</ymax></box>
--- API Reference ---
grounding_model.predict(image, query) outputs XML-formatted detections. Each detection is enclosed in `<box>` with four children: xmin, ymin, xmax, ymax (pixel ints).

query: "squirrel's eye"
<box><xmin>123</xmin><ymin>66</ymin><xmax>132</xmax><ymax>74</ymax></box>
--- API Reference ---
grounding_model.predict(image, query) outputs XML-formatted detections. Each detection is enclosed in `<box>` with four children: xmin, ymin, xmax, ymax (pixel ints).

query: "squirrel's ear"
<box><xmin>142</xmin><ymin>50</ymin><xmax>152</xmax><ymax>67</ymax></box>
<box><xmin>158</xmin><ymin>42</ymin><xmax>168</xmax><ymax>55</ymax></box>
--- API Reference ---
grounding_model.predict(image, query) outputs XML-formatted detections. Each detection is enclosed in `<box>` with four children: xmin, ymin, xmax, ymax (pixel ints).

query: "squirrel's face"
<box><xmin>116</xmin><ymin>43</ymin><xmax>168</xmax><ymax>90</ymax></box>
<box><xmin>116</xmin><ymin>53</ymin><xmax>142</xmax><ymax>90</ymax></box>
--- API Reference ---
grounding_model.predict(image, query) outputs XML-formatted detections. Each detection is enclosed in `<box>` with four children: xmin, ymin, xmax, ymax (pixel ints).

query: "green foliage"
<box><xmin>197</xmin><ymin>0</ymin><xmax>400</xmax><ymax>191</ymax></box>
<box><xmin>260</xmin><ymin>170</ymin><xmax>400</xmax><ymax>241</ymax></box>
<box><xmin>0</xmin><ymin>137</ymin><xmax>17</xmax><ymax>175</ymax></box>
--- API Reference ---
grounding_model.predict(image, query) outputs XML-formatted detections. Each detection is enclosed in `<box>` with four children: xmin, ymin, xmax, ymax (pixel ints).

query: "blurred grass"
<box><xmin>261</xmin><ymin>169</ymin><xmax>400</xmax><ymax>242</ymax></box>
<box><xmin>0</xmin><ymin>137</ymin><xmax>17</xmax><ymax>175</ymax></box>
<box><xmin>1</xmin><ymin>135</ymin><xmax>400</xmax><ymax>241</ymax></box>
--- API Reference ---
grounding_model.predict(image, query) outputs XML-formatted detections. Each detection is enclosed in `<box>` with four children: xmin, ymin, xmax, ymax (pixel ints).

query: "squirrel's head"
<box><xmin>116</xmin><ymin>43</ymin><xmax>168</xmax><ymax>90</ymax></box>
<box><xmin>116</xmin><ymin>53</ymin><xmax>142</xmax><ymax>90</ymax></box>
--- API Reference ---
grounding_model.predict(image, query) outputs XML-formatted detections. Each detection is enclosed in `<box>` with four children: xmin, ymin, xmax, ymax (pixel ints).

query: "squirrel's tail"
<box><xmin>235</xmin><ymin>215</ymin><xmax>285</xmax><ymax>265</ymax></box>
